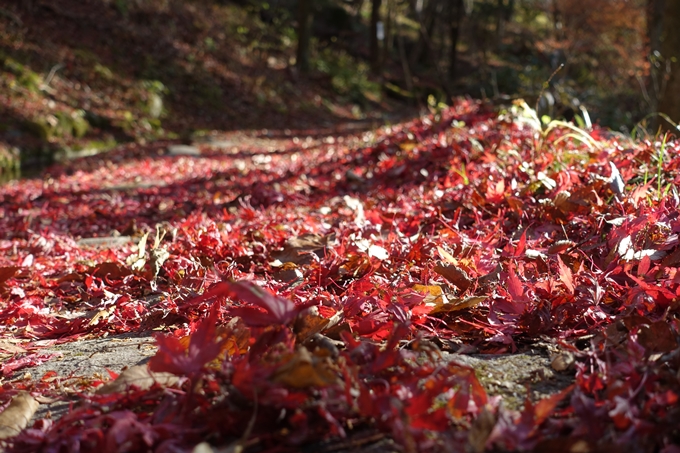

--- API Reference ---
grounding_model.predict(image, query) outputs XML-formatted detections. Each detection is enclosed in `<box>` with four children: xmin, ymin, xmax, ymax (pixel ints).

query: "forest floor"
<box><xmin>5</xmin><ymin>132</ymin><xmax>571</xmax><ymax>428</ymax></box>
<box><xmin>1</xmin><ymin>2</ymin><xmax>680</xmax><ymax>452</ymax></box>
<box><xmin>1</xmin><ymin>101</ymin><xmax>680</xmax><ymax>452</ymax></box>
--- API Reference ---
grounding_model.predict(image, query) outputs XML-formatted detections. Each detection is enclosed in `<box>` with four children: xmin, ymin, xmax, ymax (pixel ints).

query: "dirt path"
<box><xmin>13</xmin><ymin>333</ymin><xmax>573</xmax><ymax>426</ymax></box>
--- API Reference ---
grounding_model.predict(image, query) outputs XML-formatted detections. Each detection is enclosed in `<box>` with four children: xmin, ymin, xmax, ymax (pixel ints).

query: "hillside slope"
<box><xmin>0</xmin><ymin>0</ymin><xmax>405</xmax><ymax>175</ymax></box>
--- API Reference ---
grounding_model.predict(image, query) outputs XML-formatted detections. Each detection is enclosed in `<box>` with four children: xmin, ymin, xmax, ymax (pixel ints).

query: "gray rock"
<box><xmin>77</xmin><ymin>236</ymin><xmax>133</xmax><ymax>248</ymax></box>
<box><xmin>167</xmin><ymin>144</ymin><xmax>201</xmax><ymax>156</ymax></box>
<box><xmin>21</xmin><ymin>333</ymin><xmax>158</xmax><ymax>422</ymax></box>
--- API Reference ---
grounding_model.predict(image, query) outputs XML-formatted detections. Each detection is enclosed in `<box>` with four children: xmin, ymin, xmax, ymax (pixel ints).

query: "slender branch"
<box><xmin>0</xmin><ymin>7</ymin><xmax>23</xmax><ymax>27</ymax></box>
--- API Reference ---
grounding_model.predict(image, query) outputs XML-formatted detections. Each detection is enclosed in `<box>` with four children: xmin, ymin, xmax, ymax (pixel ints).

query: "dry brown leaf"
<box><xmin>270</xmin><ymin>347</ymin><xmax>339</xmax><ymax>388</ymax></box>
<box><xmin>92</xmin><ymin>261</ymin><xmax>133</xmax><ymax>280</ymax></box>
<box><xmin>294</xmin><ymin>307</ymin><xmax>331</xmax><ymax>342</ymax></box>
<box><xmin>270</xmin><ymin>234</ymin><xmax>330</xmax><ymax>266</ymax></box>
<box><xmin>0</xmin><ymin>391</ymin><xmax>39</xmax><ymax>440</ymax></box>
<box><xmin>323</xmin><ymin>320</ymin><xmax>352</xmax><ymax>340</ymax></box>
<box><xmin>430</xmin><ymin>296</ymin><xmax>486</xmax><ymax>314</ymax></box>
<box><xmin>150</xmin><ymin>248</ymin><xmax>170</xmax><ymax>278</ymax></box>
<box><xmin>0</xmin><ymin>340</ymin><xmax>28</xmax><ymax>355</ymax></box>
<box><xmin>339</xmin><ymin>253</ymin><xmax>371</xmax><ymax>278</ymax></box>
<box><xmin>436</xmin><ymin>246</ymin><xmax>458</xmax><ymax>265</ymax></box>
<box><xmin>661</xmin><ymin>246</ymin><xmax>680</xmax><ymax>268</ymax></box>
<box><xmin>550</xmin><ymin>352</ymin><xmax>575</xmax><ymax>372</ymax></box>
<box><xmin>468</xmin><ymin>406</ymin><xmax>497</xmax><ymax>453</ymax></box>
<box><xmin>434</xmin><ymin>263</ymin><xmax>472</xmax><ymax>291</ymax></box>
<box><xmin>547</xmin><ymin>240</ymin><xmax>574</xmax><ymax>255</ymax></box>
<box><xmin>87</xmin><ymin>306</ymin><xmax>115</xmax><ymax>326</ymax></box>
<box><xmin>398</xmin><ymin>141</ymin><xmax>417</xmax><ymax>151</ymax></box>
<box><xmin>217</xmin><ymin>317</ymin><xmax>251</xmax><ymax>357</ymax></box>
<box><xmin>96</xmin><ymin>365</ymin><xmax>179</xmax><ymax>395</ymax></box>
<box><xmin>0</xmin><ymin>266</ymin><xmax>19</xmax><ymax>288</ymax></box>
<box><xmin>272</xmin><ymin>262</ymin><xmax>303</xmax><ymax>282</ymax></box>
<box><xmin>478</xmin><ymin>264</ymin><xmax>501</xmax><ymax>287</ymax></box>
<box><xmin>637</xmin><ymin>321</ymin><xmax>679</xmax><ymax>354</ymax></box>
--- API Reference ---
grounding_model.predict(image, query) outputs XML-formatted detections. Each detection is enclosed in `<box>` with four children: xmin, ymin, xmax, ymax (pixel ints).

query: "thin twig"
<box><xmin>534</xmin><ymin>63</ymin><xmax>564</xmax><ymax>114</ymax></box>
<box><xmin>43</xmin><ymin>63</ymin><xmax>64</xmax><ymax>88</ymax></box>
<box><xmin>0</xmin><ymin>8</ymin><xmax>23</xmax><ymax>27</ymax></box>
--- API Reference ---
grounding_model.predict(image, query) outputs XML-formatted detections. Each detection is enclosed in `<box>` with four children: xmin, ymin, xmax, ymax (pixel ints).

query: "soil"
<box><xmin>11</xmin><ymin>333</ymin><xmax>574</xmax><ymax>426</ymax></box>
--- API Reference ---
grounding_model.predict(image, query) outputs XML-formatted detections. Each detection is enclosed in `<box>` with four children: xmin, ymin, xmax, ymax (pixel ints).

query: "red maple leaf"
<box><xmin>149</xmin><ymin>304</ymin><xmax>224</xmax><ymax>377</ymax></box>
<box><xmin>185</xmin><ymin>280</ymin><xmax>309</xmax><ymax>327</ymax></box>
<box><xmin>485</xmin><ymin>179</ymin><xmax>505</xmax><ymax>204</ymax></box>
<box><xmin>557</xmin><ymin>255</ymin><xmax>575</xmax><ymax>294</ymax></box>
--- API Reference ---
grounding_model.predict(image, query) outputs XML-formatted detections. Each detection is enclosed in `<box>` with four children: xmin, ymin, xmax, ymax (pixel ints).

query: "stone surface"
<box><xmin>445</xmin><ymin>351</ymin><xmax>574</xmax><ymax>410</ymax></box>
<box><xmin>167</xmin><ymin>144</ymin><xmax>201</xmax><ymax>156</ymax></box>
<box><xmin>77</xmin><ymin>236</ymin><xmax>133</xmax><ymax>248</ymax></box>
<box><xmin>16</xmin><ymin>333</ymin><xmax>157</xmax><ymax>421</ymax></box>
<box><xmin>11</xmin><ymin>332</ymin><xmax>575</xmax><ymax>426</ymax></box>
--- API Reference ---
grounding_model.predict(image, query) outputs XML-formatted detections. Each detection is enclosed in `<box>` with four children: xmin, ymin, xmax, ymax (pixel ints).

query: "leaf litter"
<box><xmin>1</xmin><ymin>100</ymin><xmax>680</xmax><ymax>451</ymax></box>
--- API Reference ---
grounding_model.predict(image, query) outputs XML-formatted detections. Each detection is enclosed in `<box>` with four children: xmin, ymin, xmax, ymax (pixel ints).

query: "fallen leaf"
<box><xmin>127</xmin><ymin>231</ymin><xmax>149</xmax><ymax>271</ymax></box>
<box><xmin>0</xmin><ymin>391</ymin><xmax>39</xmax><ymax>439</ymax></box>
<box><xmin>91</xmin><ymin>262</ymin><xmax>132</xmax><ymax>280</ymax></box>
<box><xmin>430</xmin><ymin>296</ymin><xmax>486</xmax><ymax>314</ymax></box>
<box><xmin>485</xmin><ymin>179</ymin><xmax>505</xmax><ymax>204</ymax></box>
<box><xmin>1</xmin><ymin>353</ymin><xmax>61</xmax><ymax>376</ymax></box>
<box><xmin>217</xmin><ymin>317</ymin><xmax>251</xmax><ymax>357</ymax></box>
<box><xmin>434</xmin><ymin>263</ymin><xmax>472</xmax><ymax>291</ymax></box>
<box><xmin>436</xmin><ymin>246</ymin><xmax>458</xmax><ymax>264</ymax></box>
<box><xmin>637</xmin><ymin>321</ymin><xmax>678</xmax><ymax>354</ymax></box>
<box><xmin>557</xmin><ymin>255</ymin><xmax>575</xmax><ymax>294</ymax></box>
<box><xmin>550</xmin><ymin>352</ymin><xmax>575</xmax><ymax>371</ymax></box>
<box><xmin>270</xmin><ymin>346</ymin><xmax>339</xmax><ymax>388</ymax></box>
<box><xmin>294</xmin><ymin>307</ymin><xmax>331</xmax><ymax>342</ymax></box>
<box><xmin>547</xmin><ymin>240</ymin><xmax>573</xmax><ymax>255</ymax></box>
<box><xmin>0</xmin><ymin>266</ymin><xmax>19</xmax><ymax>288</ymax></box>
<box><xmin>506</xmin><ymin>266</ymin><xmax>524</xmax><ymax>300</ymax></box>
<box><xmin>150</xmin><ymin>248</ymin><xmax>170</xmax><ymax>278</ymax></box>
<box><xmin>272</xmin><ymin>262</ymin><xmax>303</xmax><ymax>282</ymax></box>
<box><xmin>413</xmin><ymin>284</ymin><xmax>447</xmax><ymax>307</ymax></box>
<box><xmin>149</xmin><ymin>305</ymin><xmax>225</xmax><ymax>377</ymax></box>
<box><xmin>0</xmin><ymin>341</ymin><xmax>28</xmax><ymax>355</ymax></box>
<box><xmin>533</xmin><ymin>384</ymin><xmax>575</xmax><ymax>425</ymax></box>
<box><xmin>468</xmin><ymin>407</ymin><xmax>497</xmax><ymax>453</ymax></box>
<box><xmin>271</xmin><ymin>234</ymin><xmax>330</xmax><ymax>266</ymax></box>
<box><xmin>96</xmin><ymin>365</ymin><xmax>179</xmax><ymax>394</ymax></box>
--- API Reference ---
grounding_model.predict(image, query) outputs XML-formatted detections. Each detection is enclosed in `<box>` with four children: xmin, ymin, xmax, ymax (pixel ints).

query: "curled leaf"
<box><xmin>434</xmin><ymin>264</ymin><xmax>472</xmax><ymax>291</ymax></box>
<box><xmin>0</xmin><ymin>391</ymin><xmax>39</xmax><ymax>440</ymax></box>
<box><xmin>96</xmin><ymin>365</ymin><xmax>179</xmax><ymax>394</ymax></box>
<box><xmin>429</xmin><ymin>296</ymin><xmax>486</xmax><ymax>314</ymax></box>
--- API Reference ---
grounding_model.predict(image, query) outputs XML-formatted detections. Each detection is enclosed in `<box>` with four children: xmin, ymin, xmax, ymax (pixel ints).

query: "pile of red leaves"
<box><xmin>1</xmin><ymin>99</ymin><xmax>680</xmax><ymax>452</ymax></box>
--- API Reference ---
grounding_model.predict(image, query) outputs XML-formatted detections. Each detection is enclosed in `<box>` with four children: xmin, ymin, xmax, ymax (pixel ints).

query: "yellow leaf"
<box><xmin>412</xmin><ymin>284</ymin><xmax>446</xmax><ymax>306</ymax></box>
<box><xmin>437</xmin><ymin>246</ymin><xmax>458</xmax><ymax>264</ymax></box>
<box><xmin>430</xmin><ymin>296</ymin><xmax>486</xmax><ymax>315</ymax></box>
<box><xmin>398</xmin><ymin>142</ymin><xmax>417</xmax><ymax>152</ymax></box>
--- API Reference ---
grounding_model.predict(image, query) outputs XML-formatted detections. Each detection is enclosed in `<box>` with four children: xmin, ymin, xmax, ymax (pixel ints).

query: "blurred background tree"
<box><xmin>296</xmin><ymin>0</ymin><xmax>653</xmax><ymax>131</ymax></box>
<box><xmin>657</xmin><ymin>0</ymin><xmax>680</xmax><ymax>131</ymax></box>
<box><xmin>296</xmin><ymin>0</ymin><xmax>313</xmax><ymax>72</ymax></box>
<box><xmin>0</xmin><ymin>0</ymin><xmax>675</xmax><ymax>179</ymax></box>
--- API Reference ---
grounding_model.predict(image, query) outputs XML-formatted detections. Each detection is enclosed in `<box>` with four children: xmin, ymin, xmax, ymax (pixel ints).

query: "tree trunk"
<box><xmin>658</xmin><ymin>0</ymin><xmax>680</xmax><ymax>129</ymax></box>
<box><xmin>384</xmin><ymin>0</ymin><xmax>394</xmax><ymax>69</ymax></box>
<box><xmin>409</xmin><ymin>0</ymin><xmax>437</xmax><ymax>68</ymax></box>
<box><xmin>448</xmin><ymin>0</ymin><xmax>464</xmax><ymax>80</ymax></box>
<box><xmin>370</xmin><ymin>0</ymin><xmax>383</xmax><ymax>74</ymax></box>
<box><xmin>296</xmin><ymin>0</ymin><xmax>313</xmax><ymax>73</ymax></box>
<box><xmin>496</xmin><ymin>0</ymin><xmax>515</xmax><ymax>49</ymax></box>
<box><xmin>646</xmin><ymin>0</ymin><xmax>665</xmax><ymax>126</ymax></box>
<box><xmin>648</xmin><ymin>0</ymin><xmax>665</xmax><ymax>54</ymax></box>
